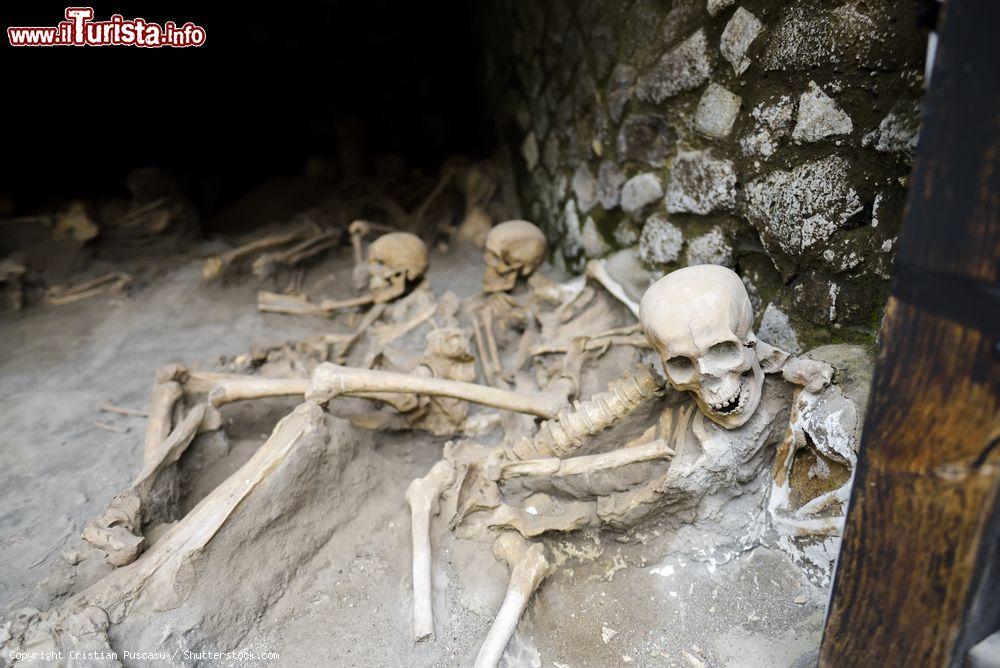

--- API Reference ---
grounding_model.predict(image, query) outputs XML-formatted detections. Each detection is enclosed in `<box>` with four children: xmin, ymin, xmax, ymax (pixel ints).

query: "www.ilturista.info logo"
<box><xmin>8</xmin><ymin>7</ymin><xmax>206</xmax><ymax>47</ymax></box>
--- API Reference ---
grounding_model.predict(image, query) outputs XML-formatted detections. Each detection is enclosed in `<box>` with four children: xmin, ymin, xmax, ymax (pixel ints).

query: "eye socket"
<box><xmin>707</xmin><ymin>341</ymin><xmax>741</xmax><ymax>363</ymax></box>
<box><xmin>665</xmin><ymin>356</ymin><xmax>695</xmax><ymax>378</ymax></box>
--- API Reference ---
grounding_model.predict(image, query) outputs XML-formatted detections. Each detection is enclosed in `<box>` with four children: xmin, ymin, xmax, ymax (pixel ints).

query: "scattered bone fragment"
<box><xmin>45</xmin><ymin>272</ymin><xmax>132</xmax><ymax>305</ymax></box>
<box><xmin>585</xmin><ymin>259</ymin><xmax>640</xmax><ymax>317</ymax></box>
<box><xmin>480</xmin><ymin>305</ymin><xmax>506</xmax><ymax>384</ymax></box>
<box><xmin>334</xmin><ymin>301</ymin><xmax>388</xmax><ymax>361</ymax></box>
<box><xmin>83</xmin><ymin>403</ymin><xmax>208</xmax><ymax>565</ymax></box>
<box><xmin>202</xmin><ymin>224</ymin><xmax>317</xmax><ymax>280</ymax></box>
<box><xmin>93</xmin><ymin>421</ymin><xmax>127</xmax><ymax>434</ymax></box>
<box><xmin>781</xmin><ymin>356</ymin><xmax>835</xmax><ymax>393</ymax></box>
<box><xmin>483</xmin><ymin>220</ymin><xmax>547</xmax><ymax>293</ymax></box>
<box><xmin>405</xmin><ymin>460</ymin><xmax>456</xmax><ymax>641</ymax></box>
<box><xmin>371</xmin><ymin>293</ymin><xmax>438</xmax><ymax>347</ymax></box>
<box><xmin>98</xmin><ymin>401</ymin><xmax>148</xmax><ymax>418</ymax></box>
<box><xmin>529</xmin><ymin>325</ymin><xmax>650</xmax><ymax>356</ymax></box>
<box><xmin>456</xmin><ymin>163</ymin><xmax>498</xmax><ymax>247</ymax></box>
<box><xmin>473</xmin><ymin>534</ymin><xmax>551</xmax><ymax>668</ymax></box>
<box><xmin>143</xmin><ymin>366</ymin><xmax>185</xmax><ymax>466</ymax></box>
<box><xmin>257</xmin><ymin>289</ymin><xmax>376</xmax><ymax>316</ymax></box>
<box><xmin>54</xmin><ymin>200</ymin><xmax>99</xmax><ymax>243</ymax></box>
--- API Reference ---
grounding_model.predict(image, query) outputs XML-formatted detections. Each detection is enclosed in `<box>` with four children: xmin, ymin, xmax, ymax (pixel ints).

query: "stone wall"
<box><xmin>481</xmin><ymin>0</ymin><xmax>926</xmax><ymax>349</ymax></box>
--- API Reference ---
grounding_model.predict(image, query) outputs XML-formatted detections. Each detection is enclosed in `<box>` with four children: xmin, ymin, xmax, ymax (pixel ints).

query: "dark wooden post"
<box><xmin>818</xmin><ymin>2</ymin><xmax>1000</xmax><ymax>666</ymax></box>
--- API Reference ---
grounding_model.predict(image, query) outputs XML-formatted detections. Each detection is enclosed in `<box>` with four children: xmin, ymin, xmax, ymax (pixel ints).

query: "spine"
<box><xmin>509</xmin><ymin>364</ymin><xmax>664</xmax><ymax>460</ymax></box>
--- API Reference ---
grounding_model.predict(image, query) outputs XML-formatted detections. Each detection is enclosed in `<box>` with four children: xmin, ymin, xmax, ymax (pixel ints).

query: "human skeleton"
<box><xmin>16</xmin><ymin>223</ymin><xmax>852</xmax><ymax>668</ymax></box>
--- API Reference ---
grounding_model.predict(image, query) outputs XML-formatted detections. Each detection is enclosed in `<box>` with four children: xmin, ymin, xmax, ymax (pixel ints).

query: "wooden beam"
<box><xmin>819</xmin><ymin>2</ymin><xmax>1000</xmax><ymax>666</ymax></box>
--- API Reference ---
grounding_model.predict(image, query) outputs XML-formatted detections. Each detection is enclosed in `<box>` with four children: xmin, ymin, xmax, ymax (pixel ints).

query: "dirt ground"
<box><xmin>0</xmin><ymin>240</ymin><xmax>826</xmax><ymax>667</ymax></box>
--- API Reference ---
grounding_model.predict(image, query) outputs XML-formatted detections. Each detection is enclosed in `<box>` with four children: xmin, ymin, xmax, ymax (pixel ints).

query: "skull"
<box><xmin>483</xmin><ymin>220</ymin><xmax>547</xmax><ymax>293</ymax></box>
<box><xmin>639</xmin><ymin>265</ymin><xmax>763</xmax><ymax>429</ymax></box>
<box><xmin>367</xmin><ymin>232</ymin><xmax>429</xmax><ymax>303</ymax></box>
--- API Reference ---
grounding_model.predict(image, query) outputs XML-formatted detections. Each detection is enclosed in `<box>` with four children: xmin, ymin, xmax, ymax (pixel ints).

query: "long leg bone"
<box><xmin>405</xmin><ymin>460</ymin><xmax>456</xmax><ymax>641</ymax></box>
<box><xmin>335</xmin><ymin>301</ymin><xmax>388</xmax><ymax>361</ymax></box>
<box><xmin>202</xmin><ymin>224</ymin><xmax>317</xmax><ymax>280</ymax></box>
<box><xmin>474</xmin><ymin>533</ymin><xmax>552</xmax><ymax>668</ymax></box>
<box><xmin>307</xmin><ymin>362</ymin><xmax>561</xmax><ymax>418</ymax></box>
<box><xmin>251</xmin><ymin>228</ymin><xmax>342</xmax><ymax>280</ymax></box>
<box><xmin>208</xmin><ymin>377</ymin><xmax>310</xmax><ymax>407</ymax></box>
<box><xmin>143</xmin><ymin>366</ymin><xmax>185</xmax><ymax>466</ymax></box>
<box><xmin>46</xmin><ymin>272</ymin><xmax>132</xmax><ymax>305</ymax></box>
<box><xmin>257</xmin><ymin>290</ymin><xmax>375</xmax><ymax>316</ymax></box>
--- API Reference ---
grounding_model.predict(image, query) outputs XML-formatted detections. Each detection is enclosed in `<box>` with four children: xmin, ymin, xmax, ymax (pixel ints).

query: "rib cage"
<box><xmin>509</xmin><ymin>364</ymin><xmax>665</xmax><ymax>460</ymax></box>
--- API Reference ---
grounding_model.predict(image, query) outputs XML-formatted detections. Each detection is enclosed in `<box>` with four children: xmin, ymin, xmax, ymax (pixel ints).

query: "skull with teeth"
<box><xmin>482</xmin><ymin>220</ymin><xmax>547</xmax><ymax>293</ymax></box>
<box><xmin>367</xmin><ymin>232</ymin><xmax>429</xmax><ymax>303</ymax></box>
<box><xmin>639</xmin><ymin>265</ymin><xmax>763</xmax><ymax>429</ymax></box>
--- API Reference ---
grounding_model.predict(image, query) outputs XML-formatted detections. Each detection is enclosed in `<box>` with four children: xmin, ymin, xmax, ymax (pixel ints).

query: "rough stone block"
<box><xmin>744</xmin><ymin>156</ymin><xmax>862</xmax><ymax>257</ymax></box>
<box><xmin>617</xmin><ymin>114</ymin><xmax>676</xmax><ymax>167</ymax></box>
<box><xmin>597</xmin><ymin>160</ymin><xmax>627</xmax><ymax>209</ymax></box>
<box><xmin>684</xmin><ymin>227</ymin><xmax>734</xmax><ymax>267</ymax></box>
<box><xmin>635</xmin><ymin>30</ymin><xmax>712</xmax><ymax>103</ymax></box>
<box><xmin>720</xmin><ymin>7</ymin><xmax>763</xmax><ymax>75</ymax></box>
<box><xmin>639</xmin><ymin>214</ymin><xmax>684</xmax><ymax>267</ymax></box>
<box><xmin>695</xmin><ymin>83</ymin><xmax>742</xmax><ymax>139</ymax></box>
<box><xmin>621</xmin><ymin>173</ymin><xmax>664</xmax><ymax>218</ymax></box>
<box><xmin>791</xmin><ymin>81</ymin><xmax>853</xmax><ymax>143</ymax></box>
<box><xmin>665</xmin><ymin>151</ymin><xmax>737</xmax><ymax>214</ymax></box>
<box><xmin>572</xmin><ymin>163</ymin><xmax>598</xmax><ymax>214</ymax></box>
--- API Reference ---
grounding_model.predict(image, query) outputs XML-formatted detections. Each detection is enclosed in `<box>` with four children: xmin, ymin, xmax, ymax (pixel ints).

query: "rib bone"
<box><xmin>405</xmin><ymin>460</ymin><xmax>456</xmax><ymax>641</ymax></box>
<box><xmin>474</xmin><ymin>534</ymin><xmax>551</xmax><ymax>668</ymax></box>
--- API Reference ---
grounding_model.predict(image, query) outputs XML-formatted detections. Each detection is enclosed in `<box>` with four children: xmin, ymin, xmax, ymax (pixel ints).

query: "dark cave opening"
<box><xmin>0</xmin><ymin>1</ymin><xmax>493</xmax><ymax>226</ymax></box>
